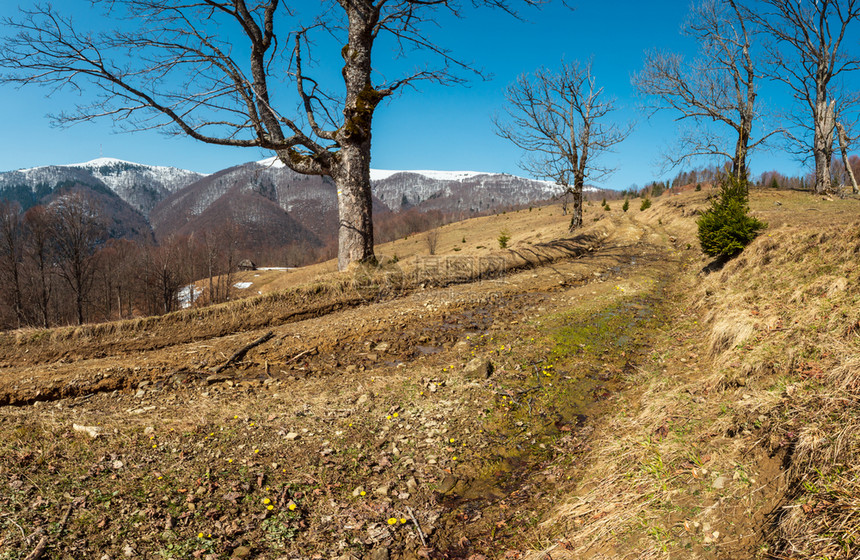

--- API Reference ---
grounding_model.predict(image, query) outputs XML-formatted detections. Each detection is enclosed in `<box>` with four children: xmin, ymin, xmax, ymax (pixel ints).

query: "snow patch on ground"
<box><xmin>257</xmin><ymin>267</ymin><xmax>295</xmax><ymax>271</ymax></box>
<box><xmin>234</xmin><ymin>282</ymin><xmax>253</xmax><ymax>290</ymax></box>
<box><xmin>178</xmin><ymin>285</ymin><xmax>203</xmax><ymax>309</ymax></box>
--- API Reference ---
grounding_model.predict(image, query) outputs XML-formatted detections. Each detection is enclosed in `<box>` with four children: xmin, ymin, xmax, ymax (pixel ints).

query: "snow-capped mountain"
<box><xmin>150</xmin><ymin>160</ymin><xmax>336</xmax><ymax>248</ymax></box>
<box><xmin>0</xmin><ymin>158</ymin><xmax>205</xmax><ymax>217</ymax></box>
<box><xmin>370</xmin><ymin>170</ymin><xmax>564</xmax><ymax>212</ymax></box>
<box><xmin>1</xmin><ymin>154</ymin><xmax>593</xmax><ymax>257</ymax></box>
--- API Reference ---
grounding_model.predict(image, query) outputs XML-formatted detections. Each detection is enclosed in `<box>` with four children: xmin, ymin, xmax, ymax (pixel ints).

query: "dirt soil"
<box><xmin>2</xmin><ymin>192</ymin><xmax>857</xmax><ymax>560</ymax></box>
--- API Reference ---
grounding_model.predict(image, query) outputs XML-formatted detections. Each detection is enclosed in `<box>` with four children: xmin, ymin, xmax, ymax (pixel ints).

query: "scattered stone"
<box><xmin>122</xmin><ymin>543</ymin><xmax>136</xmax><ymax>557</ymax></box>
<box><xmin>437</xmin><ymin>475</ymin><xmax>457</xmax><ymax>494</ymax></box>
<box><xmin>367</xmin><ymin>523</ymin><xmax>391</xmax><ymax>543</ymax></box>
<box><xmin>285</xmin><ymin>432</ymin><xmax>300</xmax><ymax>441</ymax></box>
<box><xmin>73</xmin><ymin>424</ymin><xmax>103</xmax><ymax>438</ymax></box>
<box><xmin>406</xmin><ymin>477</ymin><xmax>418</xmax><ymax>494</ymax></box>
<box><xmin>373</xmin><ymin>342</ymin><xmax>390</xmax><ymax>353</ymax></box>
<box><xmin>463</xmin><ymin>357</ymin><xmax>493</xmax><ymax>379</ymax></box>
<box><xmin>143</xmin><ymin>426</ymin><xmax>155</xmax><ymax>435</ymax></box>
<box><xmin>231</xmin><ymin>545</ymin><xmax>252</xmax><ymax>559</ymax></box>
<box><xmin>371</xmin><ymin>547</ymin><xmax>390</xmax><ymax>560</ymax></box>
<box><xmin>112</xmin><ymin>460</ymin><xmax>124</xmax><ymax>470</ymax></box>
<box><xmin>712</xmin><ymin>476</ymin><xmax>728</xmax><ymax>490</ymax></box>
<box><xmin>374</xmin><ymin>484</ymin><xmax>389</xmax><ymax>496</ymax></box>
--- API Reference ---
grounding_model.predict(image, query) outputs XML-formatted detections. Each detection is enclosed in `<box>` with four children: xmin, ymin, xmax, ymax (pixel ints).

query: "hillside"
<box><xmin>0</xmin><ymin>158</ymin><xmax>204</xmax><ymax>217</ymax></box>
<box><xmin>0</xmin><ymin>190</ymin><xmax>858</xmax><ymax>559</ymax></box>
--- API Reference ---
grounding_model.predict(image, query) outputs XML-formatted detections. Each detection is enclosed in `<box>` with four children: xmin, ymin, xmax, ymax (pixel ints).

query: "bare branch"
<box><xmin>495</xmin><ymin>60</ymin><xmax>632</xmax><ymax>232</ymax></box>
<box><xmin>633</xmin><ymin>0</ymin><xmax>777</xmax><ymax>179</ymax></box>
<box><xmin>749</xmin><ymin>0</ymin><xmax>860</xmax><ymax>193</ymax></box>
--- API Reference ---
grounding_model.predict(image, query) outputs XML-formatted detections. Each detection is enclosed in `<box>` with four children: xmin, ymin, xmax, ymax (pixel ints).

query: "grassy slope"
<box><xmin>528</xmin><ymin>189</ymin><xmax>860</xmax><ymax>559</ymax></box>
<box><xmin>1</xmin><ymin>191</ymin><xmax>859</xmax><ymax>559</ymax></box>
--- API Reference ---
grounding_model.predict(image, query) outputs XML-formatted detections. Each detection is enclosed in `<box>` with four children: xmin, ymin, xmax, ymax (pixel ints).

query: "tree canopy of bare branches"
<box><xmin>495</xmin><ymin>60</ymin><xmax>631</xmax><ymax>232</ymax></box>
<box><xmin>749</xmin><ymin>0</ymin><xmax>860</xmax><ymax>193</ymax></box>
<box><xmin>0</xmin><ymin>0</ymin><xmax>536</xmax><ymax>271</ymax></box>
<box><xmin>633</xmin><ymin>0</ymin><xmax>777</xmax><ymax>181</ymax></box>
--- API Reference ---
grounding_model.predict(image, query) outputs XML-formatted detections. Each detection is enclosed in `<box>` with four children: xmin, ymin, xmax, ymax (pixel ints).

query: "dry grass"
<box><xmin>691</xmin><ymin>201</ymin><xmax>860</xmax><ymax>558</ymax></box>
<box><xmin>0</xmin><ymin>204</ymin><xmax>615</xmax><ymax>367</ymax></box>
<box><xmin>521</xmin><ymin>191</ymin><xmax>860</xmax><ymax>559</ymax></box>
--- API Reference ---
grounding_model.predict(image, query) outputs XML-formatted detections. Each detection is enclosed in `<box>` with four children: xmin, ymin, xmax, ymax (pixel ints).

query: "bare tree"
<box><xmin>495</xmin><ymin>60</ymin><xmax>632</xmax><ymax>231</ymax></box>
<box><xmin>22</xmin><ymin>205</ymin><xmax>56</xmax><ymax>328</ymax></box>
<box><xmin>0</xmin><ymin>0</ymin><xmax>535</xmax><ymax>272</ymax></box>
<box><xmin>750</xmin><ymin>0</ymin><xmax>860</xmax><ymax>194</ymax></box>
<box><xmin>836</xmin><ymin>122</ymin><xmax>859</xmax><ymax>193</ymax></box>
<box><xmin>0</xmin><ymin>201</ymin><xmax>24</xmax><ymax>328</ymax></box>
<box><xmin>425</xmin><ymin>229</ymin><xmax>439</xmax><ymax>255</ymax></box>
<box><xmin>48</xmin><ymin>192</ymin><xmax>108</xmax><ymax>325</ymax></box>
<box><xmin>633</xmin><ymin>0</ymin><xmax>777</xmax><ymax>181</ymax></box>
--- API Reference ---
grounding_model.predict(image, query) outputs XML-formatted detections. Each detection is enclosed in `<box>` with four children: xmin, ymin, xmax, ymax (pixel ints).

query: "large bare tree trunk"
<box><xmin>569</xmin><ymin>184</ymin><xmax>583</xmax><ymax>232</ymax></box>
<box><xmin>813</xmin><ymin>99</ymin><xmax>836</xmax><ymax>194</ymax></box>
<box><xmin>333</xmin><ymin>158</ymin><xmax>375</xmax><ymax>270</ymax></box>
<box><xmin>331</xmin><ymin>4</ymin><xmax>378</xmax><ymax>270</ymax></box>
<box><xmin>732</xmin><ymin>117</ymin><xmax>752</xmax><ymax>181</ymax></box>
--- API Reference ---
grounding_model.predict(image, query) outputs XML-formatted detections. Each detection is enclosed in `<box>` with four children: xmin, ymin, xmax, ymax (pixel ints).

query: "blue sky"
<box><xmin>0</xmin><ymin>1</ymin><xmax>823</xmax><ymax>189</ymax></box>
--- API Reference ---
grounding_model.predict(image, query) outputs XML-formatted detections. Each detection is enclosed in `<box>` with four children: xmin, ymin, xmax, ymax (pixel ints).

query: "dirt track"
<box><xmin>0</xmin><ymin>212</ymin><xmax>682</xmax><ymax>559</ymax></box>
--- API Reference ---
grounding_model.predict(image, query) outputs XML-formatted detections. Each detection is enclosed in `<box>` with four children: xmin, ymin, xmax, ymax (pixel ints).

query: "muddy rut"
<box><xmin>0</xmin><ymin>213</ymin><xmax>679</xmax><ymax>560</ymax></box>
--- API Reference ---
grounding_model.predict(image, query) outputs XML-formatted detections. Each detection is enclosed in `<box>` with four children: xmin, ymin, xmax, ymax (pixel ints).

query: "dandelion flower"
<box><xmin>288</xmin><ymin>502</ymin><xmax>297</xmax><ymax>511</ymax></box>
<box><xmin>452</xmin><ymin>456</ymin><xmax>458</xmax><ymax>461</ymax></box>
<box><xmin>255</xmin><ymin>449</ymin><xmax>260</xmax><ymax>454</ymax></box>
<box><xmin>152</xmin><ymin>444</ymin><xmax>157</xmax><ymax>448</ymax></box>
<box><xmin>228</xmin><ymin>458</ymin><xmax>233</xmax><ymax>463</ymax></box>
<box><xmin>360</xmin><ymin>491</ymin><xmax>366</xmax><ymax>496</ymax></box>
<box><xmin>198</xmin><ymin>532</ymin><xmax>204</xmax><ymax>539</ymax></box>
<box><xmin>267</xmin><ymin>505</ymin><xmax>274</xmax><ymax>510</ymax></box>
<box><xmin>386</xmin><ymin>415</ymin><xmax>392</xmax><ymax>420</ymax></box>
<box><xmin>234</xmin><ymin>415</ymin><xmax>238</xmax><ymax>419</ymax></box>
<box><xmin>393</xmin><ymin>412</ymin><xmax>399</xmax><ymax>418</ymax></box>
<box><xmin>449</xmin><ymin>438</ymin><xmax>455</xmax><ymax>443</ymax></box>
<box><xmin>400</xmin><ymin>518</ymin><xmax>407</xmax><ymax>524</ymax></box>
<box><xmin>387</xmin><ymin>517</ymin><xmax>397</xmax><ymax>525</ymax></box>
<box><xmin>263</xmin><ymin>498</ymin><xmax>271</xmax><ymax>505</ymax></box>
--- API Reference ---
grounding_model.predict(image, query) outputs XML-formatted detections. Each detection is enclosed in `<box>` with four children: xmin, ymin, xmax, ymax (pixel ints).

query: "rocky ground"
<box><xmin>3</xmin><ymin>191</ymin><xmax>859</xmax><ymax>560</ymax></box>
